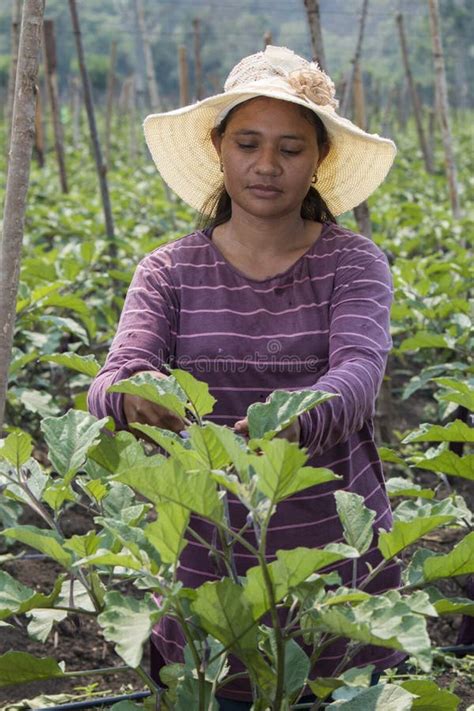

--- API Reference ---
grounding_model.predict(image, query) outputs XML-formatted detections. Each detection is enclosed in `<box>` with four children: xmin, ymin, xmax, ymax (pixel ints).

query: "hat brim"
<box><xmin>143</xmin><ymin>88</ymin><xmax>396</xmax><ymax>217</ymax></box>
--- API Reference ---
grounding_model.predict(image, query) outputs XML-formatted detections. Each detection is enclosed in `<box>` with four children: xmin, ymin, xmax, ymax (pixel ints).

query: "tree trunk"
<box><xmin>396</xmin><ymin>12</ymin><xmax>434</xmax><ymax>173</ymax></box>
<box><xmin>135</xmin><ymin>0</ymin><xmax>160</xmax><ymax>110</ymax></box>
<box><xmin>105</xmin><ymin>40</ymin><xmax>117</xmax><ymax>166</ymax></box>
<box><xmin>303</xmin><ymin>0</ymin><xmax>327</xmax><ymax>71</ymax></box>
<box><xmin>5</xmin><ymin>0</ymin><xmax>22</xmax><ymax>160</ymax></box>
<box><xmin>43</xmin><ymin>19</ymin><xmax>68</xmax><ymax>193</ymax></box>
<box><xmin>71</xmin><ymin>75</ymin><xmax>82</xmax><ymax>147</ymax></box>
<box><xmin>0</xmin><ymin>0</ymin><xmax>45</xmax><ymax>433</ymax></box>
<box><xmin>428</xmin><ymin>0</ymin><xmax>462</xmax><ymax>220</ymax></box>
<box><xmin>69</xmin><ymin>0</ymin><xmax>116</xmax><ymax>256</ymax></box>
<box><xmin>193</xmin><ymin>18</ymin><xmax>203</xmax><ymax>100</ymax></box>
<box><xmin>132</xmin><ymin>0</ymin><xmax>147</xmax><ymax>112</ymax></box>
<box><xmin>340</xmin><ymin>0</ymin><xmax>369</xmax><ymax>117</ymax></box>
<box><xmin>178</xmin><ymin>45</ymin><xmax>189</xmax><ymax>107</ymax></box>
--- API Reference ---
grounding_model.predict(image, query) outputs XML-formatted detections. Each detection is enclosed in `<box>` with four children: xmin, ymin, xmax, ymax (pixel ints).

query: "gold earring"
<box><xmin>219</xmin><ymin>161</ymin><xmax>224</xmax><ymax>173</ymax></box>
<box><xmin>311</xmin><ymin>173</ymin><xmax>318</xmax><ymax>185</ymax></box>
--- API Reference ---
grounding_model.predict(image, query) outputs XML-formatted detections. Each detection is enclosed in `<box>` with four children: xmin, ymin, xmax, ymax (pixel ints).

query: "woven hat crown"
<box><xmin>224</xmin><ymin>45</ymin><xmax>339</xmax><ymax>111</ymax></box>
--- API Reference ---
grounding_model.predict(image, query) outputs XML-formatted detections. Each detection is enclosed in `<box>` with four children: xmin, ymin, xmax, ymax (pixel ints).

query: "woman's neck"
<box><xmin>215</xmin><ymin>207</ymin><xmax>318</xmax><ymax>257</ymax></box>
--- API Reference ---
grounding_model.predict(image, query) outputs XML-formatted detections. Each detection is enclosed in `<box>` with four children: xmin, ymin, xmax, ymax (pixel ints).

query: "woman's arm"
<box><xmin>87</xmin><ymin>252</ymin><xmax>179</xmax><ymax>430</ymax></box>
<box><xmin>298</xmin><ymin>251</ymin><xmax>394</xmax><ymax>458</ymax></box>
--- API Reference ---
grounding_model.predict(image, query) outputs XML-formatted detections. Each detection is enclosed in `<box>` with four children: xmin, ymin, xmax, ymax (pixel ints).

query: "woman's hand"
<box><xmin>123</xmin><ymin>370</ymin><xmax>187</xmax><ymax>434</ymax></box>
<box><xmin>233</xmin><ymin>417</ymin><xmax>301</xmax><ymax>443</ymax></box>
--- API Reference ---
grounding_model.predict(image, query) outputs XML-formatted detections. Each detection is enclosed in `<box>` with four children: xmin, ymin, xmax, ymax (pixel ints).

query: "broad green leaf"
<box><xmin>334</xmin><ymin>491</ymin><xmax>376</xmax><ymax>555</ymax></box>
<box><xmin>19</xmin><ymin>390</ymin><xmax>60</xmax><ymax>417</ymax></box>
<box><xmin>402</xmin><ymin>419</ymin><xmax>474</xmax><ymax>443</ymax></box>
<box><xmin>0</xmin><ymin>571</ymin><xmax>62</xmax><ymax>620</ymax></box>
<box><xmin>385</xmin><ymin>477</ymin><xmax>435</xmax><ymax>500</ymax></box>
<box><xmin>410</xmin><ymin>448</ymin><xmax>474</xmax><ymax>480</ymax></box>
<box><xmin>401</xmin><ymin>679</ymin><xmax>459</xmax><ymax>710</ymax></box>
<box><xmin>401</xmin><ymin>362</ymin><xmax>467</xmax><ymax>401</ymax></box>
<box><xmin>1</xmin><ymin>526</ymin><xmax>72</xmax><ymax>568</ymax></box>
<box><xmin>327</xmin><ymin>683</ymin><xmax>415</xmax><ymax>709</ymax></box>
<box><xmin>38</xmin><ymin>315</ymin><xmax>90</xmax><ymax>345</ymax></box>
<box><xmin>204</xmin><ymin>422</ymin><xmax>251</xmax><ymax>482</ymax></box>
<box><xmin>145</xmin><ymin>503</ymin><xmax>189</xmax><ymax>565</ymax></box>
<box><xmin>250</xmin><ymin>438</ymin><xmax>338</xmax><ymax>503</ymax></box>
<box><xmin>243</xmin><ymin>546</ymin><xmax>358</xmax><ymax>619</ymax></box>
<box><xmin>309</xmin><ymin>664</ymin><xmax>374</xmax><ymax>700</ymax></box>
<box><xmin>118</xmin><ymin>457</ymin><xmax>223</xmax><ymax>523</ymax></box>
<box><xmin>191</xmin><ymin>578</ymin><xmax>274</xmax><ymax>694</ymax></box>
<box><xmin>110</xmin><ymin>702</ymin><xmax>144</xmax><ymax>711</ymax></box>
<box><xmin>423</xmin><ymin>532</ymin><xmax>474</xmax><ymax>582</ymax></box>
<box><xmin>27</xmin><ymin>608</ymin><xmax>67</xmax><ymax>642</ymax></box>
<box><xmin>64</xmin><ymin>531</ymin><xmax>101</xmax><ymax>558</ymax></box>
<box><xmin>1</xmin><ymin>457</ymin><xmax>48</xmax><ymax>506</ymax></box>
<box><xmin>108</xmin><ymin>372</ymin><xmax>187</xmax><ymax>418</ymax></box>
<box><xmin>187</xmin><ymin>423</ymin><xmax>232</xmax><ymax>469</ymax></box>
<box><xmin>378</xmin><ymin>499</ymin><xmax>462</xmax><ymax>559</ymax></box>
<box><xmin>425</xmin><ymin>587</ymin><xmax>474</xmax><ymax>616</ymax></box>
<box><xmin>169</xmin><ymin>368</ymin><xmax>217</xmax><ymax>418</ymax></box>
<box><xmin>40</xmin><ymin>352</ymin><xmax>101</xmax><ymax>378</ymax></box>
<box><xmin>87</xmin><ymin>430</ymin><xmax>157</xmax><ymax>478</ymax></box>
<box><xmin>128</xmin><ymin>423</ymin><xmax>201</xmax><ymax>467</ymax></box>
<box><xmin>75</xmin><ymin>549</ymin><xmax>144</xmax><ymax>571</ymax></box>
<box><xmin>97</xmin><ymin>591</ymin><xmax>162</xmax><ymax>667</ymax></box>
<box><xmin>398</xmin><ymin>331</ymin><xmax>456</xmax><ymax>352</ymax></box>
<box><xmin>433</xmin><ymin>377</ymin><xmax>474</xmax><ymax>412</ymax></box>
<box><xmin>174</xmin><ymin>676</ymin><xmax>218</xmax><ymax>711</ymax></box>
<box><xmin>377</xmin><ymin>447</ymin><xmax>405</xmax><ymax>465</ymax></box>
<box><xmin>313</xmin><ymin>590</ymin><xmax>432</xmax><ymax>671</ymax></box>
<box><xmin>41</xmin><ymin>410</ymin><xmax>108</xmax><ymax>480</ymax></box>
<box><xmin>0</xmin><ymin>652</ymin><xmax>66</xmax><ymax>687</ymax></box>
<box><xmin>247</xmin><ymin>389</ymin><xmax>337</xmax><ymax>440</ymax></box>
<box><xmin>403</xmin><ymin>548</ymin><xmax>437</xmax><ymax>588</ymax></box>
<box><xmin>8</xmin><ymin>348</ymin><xmax>38</xmax><ymax>376</ymax></box>
<box><xmin>283</xmin><ymin>638</ymin><xmax>310</xmax><ymax>696</ymax></box>
<box><xmin>0</xmin><ymin>431</ymin><xmax>32</xmax><ymax>468</ymax></box>
<box><xmin>95</xmin><ymin>518</ymin><xmax>161</xmax><ymax>572</ymax></box>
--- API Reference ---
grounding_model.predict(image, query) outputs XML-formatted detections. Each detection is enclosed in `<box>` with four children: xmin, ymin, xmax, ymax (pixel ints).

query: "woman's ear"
<box><xmin>317</xmin><ymin>142</ymin><xmax>330</xmax><ymax>168</ymax></box>
<box><xmin>211</xmin><ymin>127</ymin><xmax>222</xmax><ymax>158</ymax></box>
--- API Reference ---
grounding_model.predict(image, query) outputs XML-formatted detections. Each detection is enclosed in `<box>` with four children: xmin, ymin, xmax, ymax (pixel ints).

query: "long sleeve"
<box><xmin>87</xmin><ymin>251</ymin><xmax>178</xmax><ymax>428</ymax></box>
<box><xmin>298</xmin><ymin>250</ymin><xmax>393</xmax><ymax>458</ymax></box>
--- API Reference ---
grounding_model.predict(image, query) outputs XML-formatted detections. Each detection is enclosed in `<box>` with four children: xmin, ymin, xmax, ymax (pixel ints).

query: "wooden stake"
<box><xmin>396</xmin><ymin>13</ymin><xmax>434</xmax><ymax>173</ymax></box>
<box><xmin>71</xmin><ymin>75</ymin><xmax>81</xmax><ymax>147</ymax></box>
<box><xmin>353</xmin><ymin>61</ymin><xmax>366</xmax><ymax>130</ymax></box>
<box><xmin>428</xmin><ymin>0</ymin><xmax>461</xmax><ymax>219</ymax></box>
<box><xmin>340</xmin><ymin>0</ymin><xmax>369</xmax><ymax>118</ymax></box>
<box><xmin>69</xmin><ymin>0</ymin><xmax>116</xmax><ymax>256</ymax></box>
<box><xmin>135</xmin><ymin>0</ymin><xmax>160</xmax><ymax>109</ymax></box>
<box><xmin>127</xmin><ymin>76</ymin><xmax>138</xmax><ymax>163</ymax></box>
<box><xmin>5</xmin><ymin>0</ymin><xmax>22</xmax><ymax>159</ymax></box>
<box><xmin>303</xmin><ymin>0</ymin><xmax>327</xmax><ymax>71</ymax></box>
<box><xmin>263</xmin><ymin>31</ymin><xmax>273</xmax><ymax>49</ymax></box>
<box><xmin>105</xmin><ymin>40</ymin><xmax>117</xmax><ymax>166</ymax></box>
<box><xmin>43</xmin><ymin>19</ymin><xmax>68</xmax><ymax>193</ymax></box>
<box><xmin>178</xmin><ymin>45</ymin><xmax>189</xmax><ymax>107</ymax></box>
<box><xmin>0</xmin><ymin>0</ymin><xmax>45</xmax><ymax>432</ymax></box>
<box><xmin>193</xmin><ymin>18</ymin><xmax>203</xmax><ymax>100</ymax></box>
<box><xmin>33</xmin><ymin>84</ymin><xmax>45</xmax><ymax>167</ymax></box>
<box><xmin>132</xmin><ymin>0</ymin><xmax>147</xmax><ymax>112</ymax></box>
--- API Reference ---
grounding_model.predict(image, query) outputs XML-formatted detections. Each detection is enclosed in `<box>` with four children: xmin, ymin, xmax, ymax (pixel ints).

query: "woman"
<box><xmin>88</xmin><ymin>46</ymin><xmax>404</xmax><ymax>707</ymax></box>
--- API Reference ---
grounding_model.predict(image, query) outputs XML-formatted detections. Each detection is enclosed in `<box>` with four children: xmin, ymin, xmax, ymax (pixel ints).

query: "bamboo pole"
<box><xmin>303</xmin><ymin>0</ymin><xmax>327</xmax><ymax>71</ymax></box>
<box><xmin>105</xmin><ymin>40</ymin><xmax>117</xmax><ymax>166</ymax></box>
<box><xmin>427</xmin><ymin>0</ymin><xmax>461</xmax><ymax>219</ymax></box>
<box><xmin>0</xmin><ymin>0</ymin><xmax>45</xmax><ymax>433</ymax></box>
<box><xmin>396</xmin><ymin>12</ymin><xmax>434</xmax><ymax>173</ymax></box>
<box><xmin>71</xmin><ymin>75</ymin><xmax>81</xmax><ymax>148</ymax></box>
<box><xmin>132</xmin><ymin>0</ymin><xmax>147</xmax><ymax>112</ymax></box>
<box><xmin>193</xmin><ymin>18</ymin><xmax>204</xmax><ymax>101</ymax></box>
<box><xmin>5</xmin><ymin>0</ymin><xmax>22</xmax><ymax>159</ymax></box>
<box><xmin>43</xmin><ymin>19</ymin><xmax>68</xmax><ymax>193</ymax></box>
<box><xmin>33</xmin><ymin>84</ymin><xmax>45</xmax><ymax>167</ymax></box>
<box><xmin>135</xmin><ymin>0</ymin><xmax>160</xmax><ymax>110</ymax></box>
<box><xmin>352</xmin><ymin>62</ymin><xmax>372</xmax><ymax>240</ymax></box>
<box><xmin>340</xmin><ymin>0</ymin><xmax>369</xmax><ymax>118</ymax></box>
<box><xmin>69</xmin><ymin>0</ymin><xmax>116</xmax><ymax>256</ymax></box>
<box><xmin>178</xmin><ymin>45</ymin><xmax>189</xmax><ymax>107</ymax></box>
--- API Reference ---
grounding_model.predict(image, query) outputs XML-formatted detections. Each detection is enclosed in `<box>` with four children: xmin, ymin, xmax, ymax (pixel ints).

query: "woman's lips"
<box><xmin>247</xmin><ymin>184</ymin><xmax>283</xmax><ymax>197</ymax></box>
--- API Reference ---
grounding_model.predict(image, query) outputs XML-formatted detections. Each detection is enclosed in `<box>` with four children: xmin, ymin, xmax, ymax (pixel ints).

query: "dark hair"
<box><xmin>198</xmin><ymin>99</ymin><xmax>338</xmax><ymax>230</ymax></box>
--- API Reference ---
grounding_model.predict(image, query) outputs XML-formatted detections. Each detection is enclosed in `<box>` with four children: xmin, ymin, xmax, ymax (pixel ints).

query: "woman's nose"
<box><xmin>255</xmin><ymin>146</ymin><xmax>281</xmax><ymax>175</ymax></box>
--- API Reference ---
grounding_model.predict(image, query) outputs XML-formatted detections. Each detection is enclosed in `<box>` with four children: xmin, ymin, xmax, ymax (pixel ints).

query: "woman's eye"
<box><xmin>282</xmin><ymin>148</ymin><xmax>301</xmax><ymax>155</ymax></box>
<box><xmin>238</xmin><ymin>143</ymin><xmax>256</xmax><ymax>150</ymax></box>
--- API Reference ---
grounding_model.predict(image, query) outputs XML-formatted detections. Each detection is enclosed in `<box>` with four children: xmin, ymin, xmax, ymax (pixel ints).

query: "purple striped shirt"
<box><xmin>88</xmin><ymin>222</ymin><xmax>404</xmax><ymax>699</ymax></box>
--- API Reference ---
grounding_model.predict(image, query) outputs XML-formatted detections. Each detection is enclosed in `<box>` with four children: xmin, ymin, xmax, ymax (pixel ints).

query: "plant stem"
<box><xmin>63</xmin><ymin>665</ymin><xmax>129</xmax><ymax>677</ymax></box>
<box><xmin>175</xmin><ymin>600</ymin><xmax>206</xmax><ymax>711</ymax></box>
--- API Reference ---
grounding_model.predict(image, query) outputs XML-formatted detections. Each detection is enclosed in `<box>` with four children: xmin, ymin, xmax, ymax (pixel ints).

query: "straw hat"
<box><xmin>143</xmin><ymin>45</ymin><xmax>396</xmax><ymax>217</ymax></box>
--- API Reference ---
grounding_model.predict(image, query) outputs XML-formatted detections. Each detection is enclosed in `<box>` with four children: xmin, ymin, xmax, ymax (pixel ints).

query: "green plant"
<box><xmin>0</xmin><ymin>371</ymin><xmax>472</xmax><ymax>709</ymax></box>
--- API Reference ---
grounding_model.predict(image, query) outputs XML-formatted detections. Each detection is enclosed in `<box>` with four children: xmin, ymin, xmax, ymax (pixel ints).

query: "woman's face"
<box><xmin>212</xmin><ymin>96</ymin><xmax>328</xmax><ymax>222</ymax></box>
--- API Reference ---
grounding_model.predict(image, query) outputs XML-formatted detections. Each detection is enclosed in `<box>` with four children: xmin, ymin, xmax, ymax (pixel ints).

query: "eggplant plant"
<box><xmin>0</xmin><ymin>369</ymin><xmax>472</xmax><ymax>710</ymax></box>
